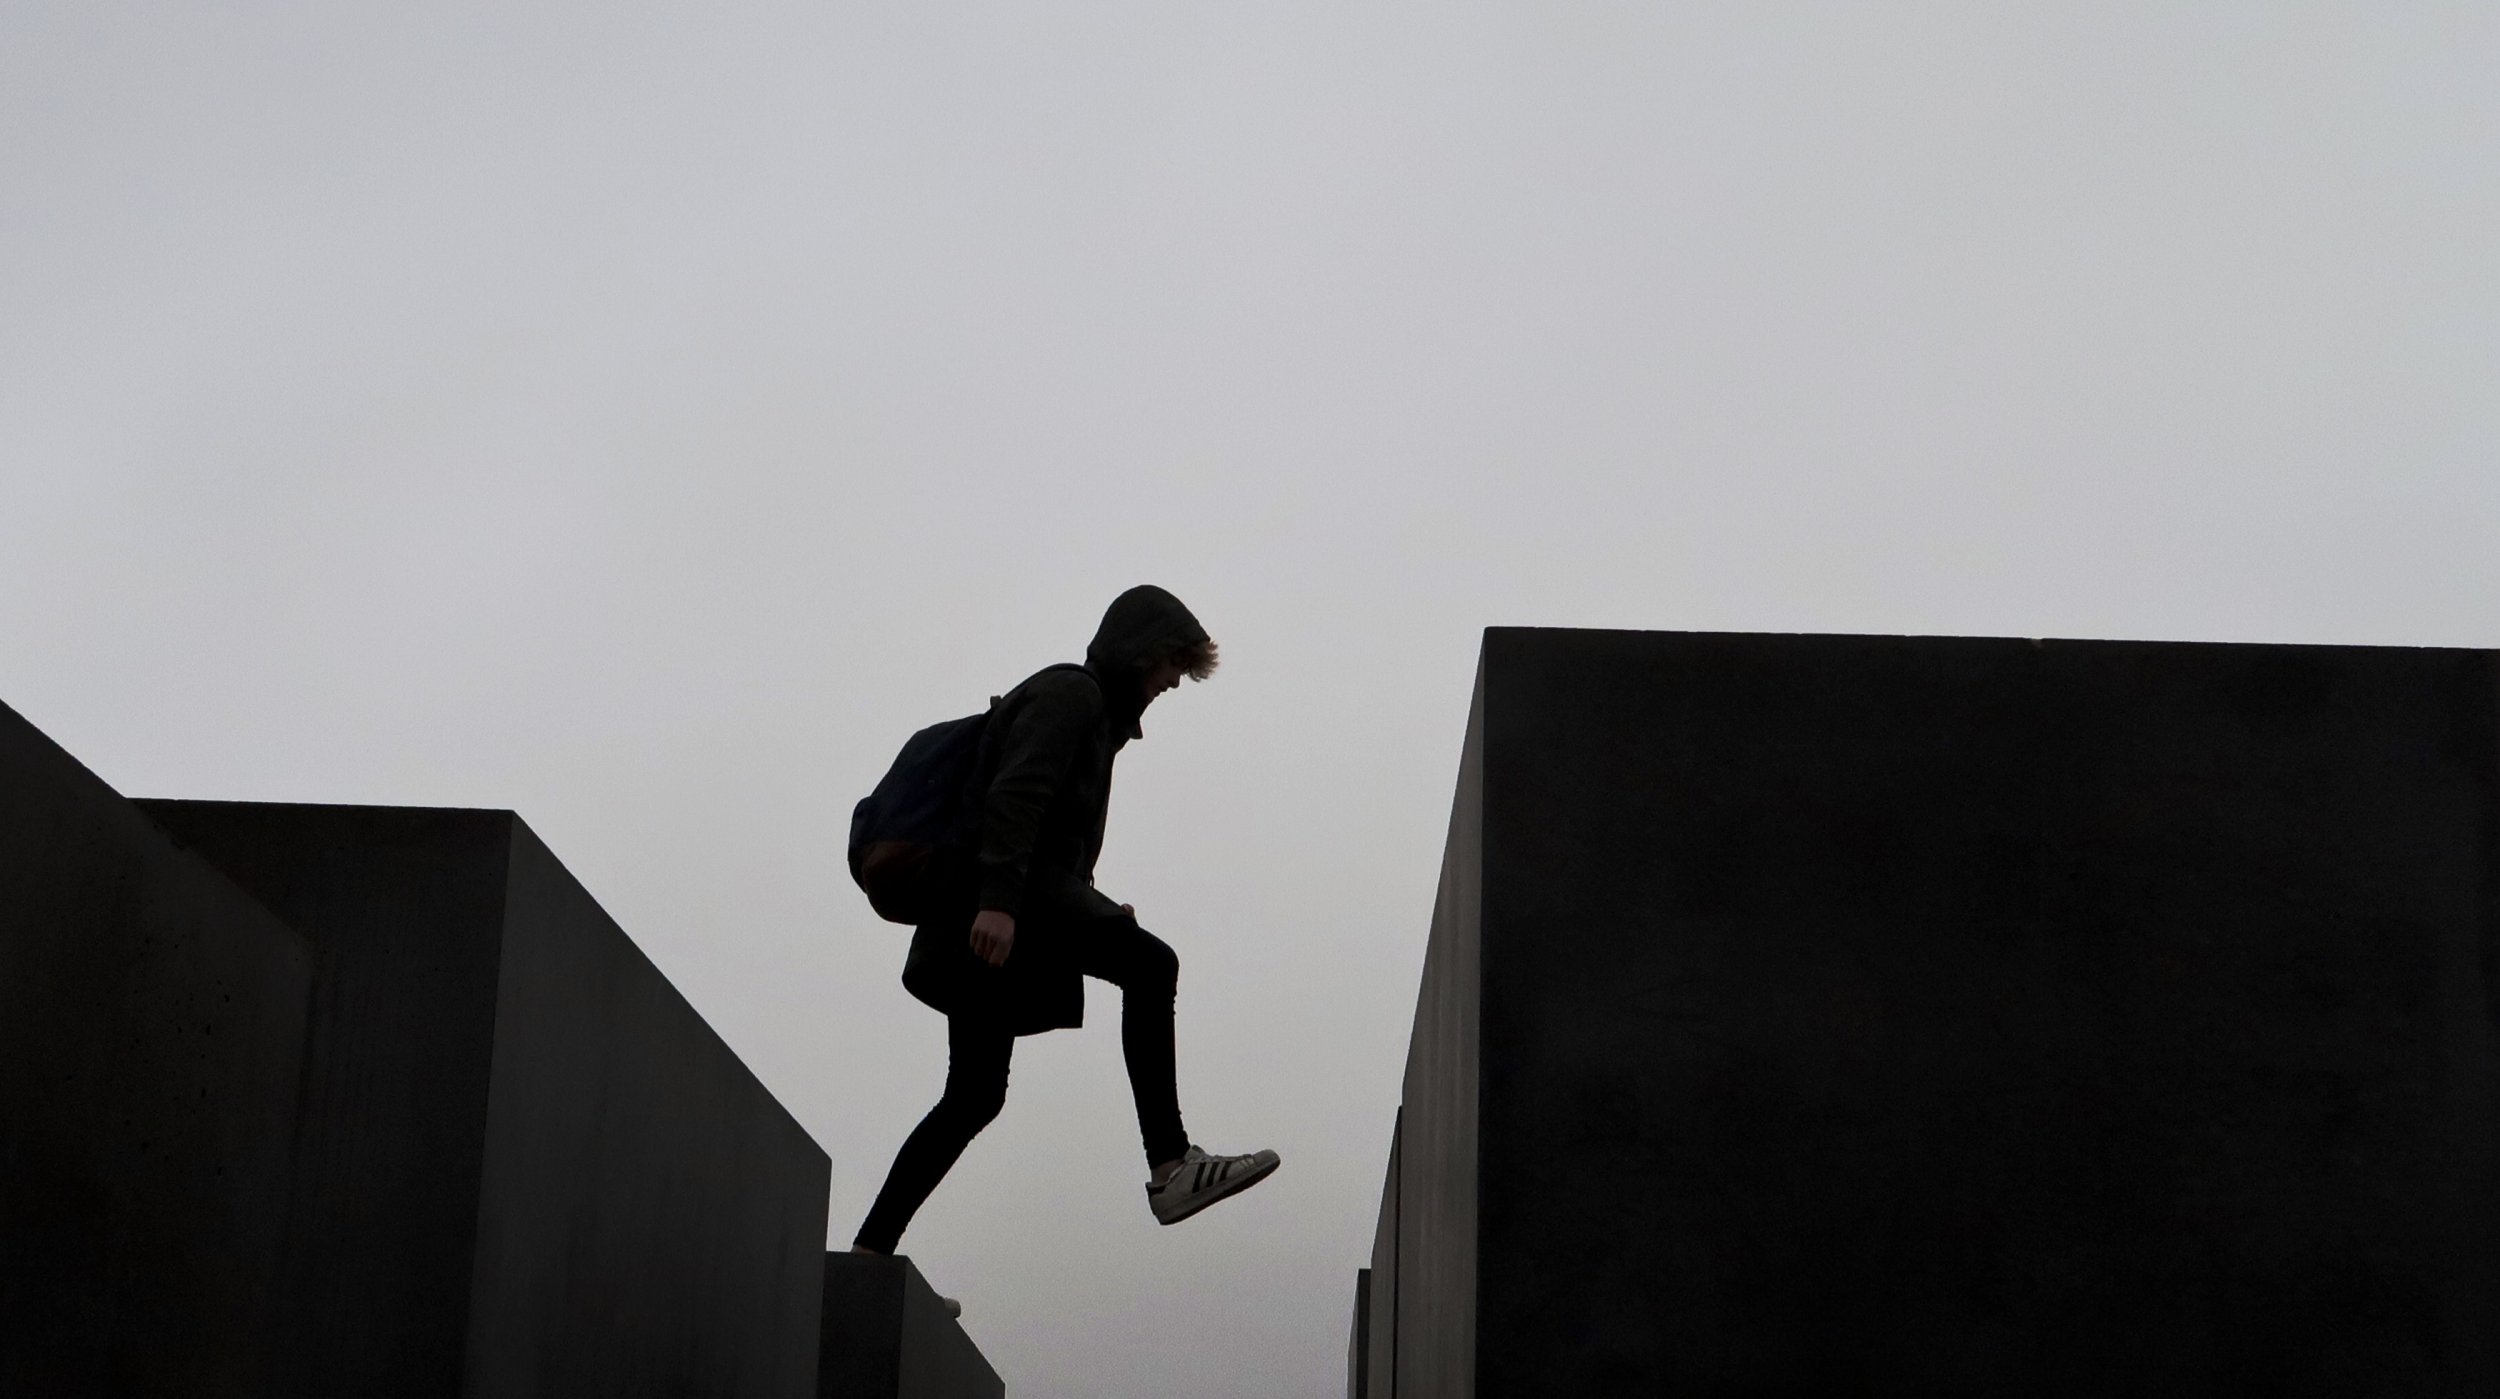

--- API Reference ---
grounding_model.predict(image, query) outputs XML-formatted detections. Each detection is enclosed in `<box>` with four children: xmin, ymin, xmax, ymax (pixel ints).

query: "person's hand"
<box><xmin>969</xmin><ymin>909</ymin><xmax>1016</xmax><ymax>967</ymax></box>
<box><xmin>1119</xmin><ymin>903</ymin><xmax>1135</xmax><ymax>918</ymax></box>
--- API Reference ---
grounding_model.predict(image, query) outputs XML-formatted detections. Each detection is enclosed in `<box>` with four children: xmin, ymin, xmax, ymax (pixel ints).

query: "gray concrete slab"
<box><xmin>1347</xmin><ymin>1267</ymin><xmax>1371</xmax><ymax>1399</ymax></box>
<box><xmin>0</xmin><ymin>702</ymin><xmax>312</xmax><ymax>1399</ymax></box>
<box><xmin>140</xmin><ymin>801</ymin><xmax>510</xmax><ymax>1398</ymax></box>
<box><xmin>1368</xmin><ymin>629</ymin><xmax>2500</xmax><ymax>1395</ymax></box>
<box><xmin>1362</xmin><ymin>1113</ymin><xmax>1399</xmax><ymax>1399</ymax></box>
<box><xmin>465</xmin><ymin>817</ymin><xmax>831</xmax><ymax>1398</ymax></box>
<box><xmin>140</xmin><ymin>800</ymin><xmax>832</xmax><ymax>1399</ymax></box>
<box><xmin>1396</xmin><ymin>664</ymin><xmax>1482</xmax><ymax>1399</ymax></box>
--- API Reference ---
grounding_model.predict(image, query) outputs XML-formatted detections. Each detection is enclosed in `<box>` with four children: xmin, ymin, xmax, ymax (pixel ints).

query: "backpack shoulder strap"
<box><xmin>964</xmin><ymin>661</ymin><xmax>1100</xmax><ymax>795</ymax></box>
<box><xmin>989</xmin><ymin>662</ymin><xmax>1097</xmax><ymax>716</ymax></box>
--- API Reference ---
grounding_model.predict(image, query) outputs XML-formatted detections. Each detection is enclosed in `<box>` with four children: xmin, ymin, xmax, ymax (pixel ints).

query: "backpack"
<box><xmin>848</xmin><ymin>711</ymin><xmax>989</xmax><ymax>924</ymax></box>
<box><xmin>847</xmin><ymin>664</ymin><xmax>1088</xmax><ymax>925</ymax></box>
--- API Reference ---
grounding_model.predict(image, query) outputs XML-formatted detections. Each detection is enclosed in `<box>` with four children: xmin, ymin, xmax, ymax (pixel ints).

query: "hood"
<box><xmin>1084</xmin><ymin>585</ymin><xmax>1208</xmax><ymax>740</ymax></box>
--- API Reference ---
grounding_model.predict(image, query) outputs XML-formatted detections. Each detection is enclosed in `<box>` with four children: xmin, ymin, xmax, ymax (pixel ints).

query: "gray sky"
<box><xmin>5</xmin><ymin>4</ymin><xmax>2495</xmax><ymax>1395</ymax></box>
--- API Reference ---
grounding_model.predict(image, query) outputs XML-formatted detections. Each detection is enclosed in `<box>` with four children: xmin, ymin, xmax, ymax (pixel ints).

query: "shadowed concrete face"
<box><xmin>820</xmin><ymin>1253</ymin><xmax>1004</xmax><ymax>1399</ymax></box>
<box><xmin>1365</xmin><ymin>628</ymin><xmax>2500</xmax><ymax>1397</ymax></box>
<box><xmin>0</xmin><ymin>701</ymin><xmax>312</xmax><ymax>1399</ymax></box>
<box><xmin>6</xmin><ymin>696</ymin><xmax>883</xmax><ymax>1398</ymax></box>
<box><xmin>1345</xmin><ymin>1267</ymin><xmax>1372</xmax><ymax>1399</ymax></box>
<box><xmin>135</xmin><ymin>800</ymin><xmax>834</xmax><ymax>1399</ymax></box>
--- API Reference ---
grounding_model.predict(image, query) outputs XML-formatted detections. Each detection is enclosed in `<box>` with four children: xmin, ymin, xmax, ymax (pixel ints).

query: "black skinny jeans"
<box><xmin>854</xmin><ymin>914</ymin><xmax>1189</xmax><ymax>1254</ymax></box>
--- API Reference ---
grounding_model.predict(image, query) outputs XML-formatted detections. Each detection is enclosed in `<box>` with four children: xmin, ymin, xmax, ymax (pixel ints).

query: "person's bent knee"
<box><xmin>1133</xmin><ymin>934</ymin><xmax>1179</xmax><ymax>997</ymax></box>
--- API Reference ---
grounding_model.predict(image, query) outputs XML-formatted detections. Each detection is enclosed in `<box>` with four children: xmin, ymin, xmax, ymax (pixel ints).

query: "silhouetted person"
<box><xmin>851</xmin><ymin>585</ymin><xmax>1279</xmax><ymax>1256</ymax></box>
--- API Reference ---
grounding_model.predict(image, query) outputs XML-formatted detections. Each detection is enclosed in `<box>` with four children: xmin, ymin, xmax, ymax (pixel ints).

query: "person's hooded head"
<box><xmin>1085</xmin><ymin>585</ymin><xmax>1217</xmax><ymax>740</ymax></box>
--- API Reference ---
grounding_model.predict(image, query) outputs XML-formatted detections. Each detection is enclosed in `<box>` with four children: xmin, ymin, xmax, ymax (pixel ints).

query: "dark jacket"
<box><xmin>900</xmin><ymin>585</ymin><xmax>1209</xmax><ymax>1034</ymax></box>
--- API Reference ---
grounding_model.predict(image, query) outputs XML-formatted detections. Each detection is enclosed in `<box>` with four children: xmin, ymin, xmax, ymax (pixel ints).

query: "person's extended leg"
<box><xmin>1066</xmin><ymin>915</ymin><xmax>1189</xmax><ymax>1169</ymax></box>
<box><xmin>1067</xmin><ymin>913</ymin><xmax>1280</xmax><ymax>1225</ymax></box>
<box><xmin>852</xmin><ymin>1016</ymin><xmax>1013</xmax><ymax>1254</ymax></box>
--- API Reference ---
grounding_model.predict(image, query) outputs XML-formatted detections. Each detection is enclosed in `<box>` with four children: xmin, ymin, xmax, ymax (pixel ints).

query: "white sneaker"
<box><xmin>1146</xmin><ymin>1145</ymin><xmax>1280</xmax><ymax>1225</ymax></box>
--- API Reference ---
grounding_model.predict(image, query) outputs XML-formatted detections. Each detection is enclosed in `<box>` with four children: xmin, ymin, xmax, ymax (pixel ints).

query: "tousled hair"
<box><xmin>1173</xmin><ymin>636</ymin><xmax>1220</xmax><ymax>682</ymax></box>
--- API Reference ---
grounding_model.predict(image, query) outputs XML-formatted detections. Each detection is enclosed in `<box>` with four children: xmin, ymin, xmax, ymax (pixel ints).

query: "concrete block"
<box><xmin>1370</xmin><ymin>629</ymin><xmax>2500</xmax><ymax>1395</ymax></box>
<box><xmin>1347</xmin><ymin>1267</ymin><xmax>1371</xmax><ymax>1399</ymax></box>
<box><xmin>1362</xmin><ymin>1113</ymin><xmax>1399</xmax><ymax>1399</ymax></box>
<box><xmin>819</xmin><ymin>1253</ymin><xmax>1005</xmax><ymax>1399</ymax></box>
<box><xmin>140</xmin><ymin>800</ymin><xmax>832</xmax><ymax>1399</ymax></box>
<box><xmin>0</xmin><ymin>702</ymin><xmax>312</xmax><ymax>1398</ymax></box>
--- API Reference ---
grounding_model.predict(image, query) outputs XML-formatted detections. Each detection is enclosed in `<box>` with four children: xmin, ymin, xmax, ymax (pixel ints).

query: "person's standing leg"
<box><xmin>1068</xmin><ymin>915</ymin><xmax>1190</xmax><ymax>1169</ymax></box>
<box><xmin>852</xmin><ymin>1016</ymin><xmax>1014</xmax><ymax>1254</ymax></box>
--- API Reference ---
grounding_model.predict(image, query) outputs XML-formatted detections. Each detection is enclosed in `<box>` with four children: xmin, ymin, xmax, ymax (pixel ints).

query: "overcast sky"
<box><xmin>6</xmin><ymin>4</ymin><xmax>2496</xmax><ymax>1395</ymax></box>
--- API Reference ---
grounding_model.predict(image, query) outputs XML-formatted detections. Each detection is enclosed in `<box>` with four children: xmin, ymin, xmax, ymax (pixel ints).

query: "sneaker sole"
<box><xmin>1153</xmin><ymin>1155</ymin><xmax>1280</xmax><ymax>1227</ymax></box>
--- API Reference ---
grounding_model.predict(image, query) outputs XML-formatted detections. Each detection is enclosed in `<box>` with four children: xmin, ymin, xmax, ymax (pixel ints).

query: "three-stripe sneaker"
<box><xmin>1147</xmin><ymin>1145</ymin><xmax>1281</xmax><ymax>1225</ymax></box>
